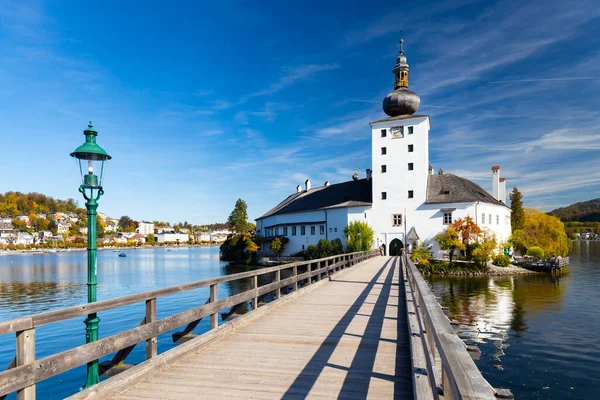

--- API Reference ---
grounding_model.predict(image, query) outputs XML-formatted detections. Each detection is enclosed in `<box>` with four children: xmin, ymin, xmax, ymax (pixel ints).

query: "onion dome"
<box><xmin>382</xmin><ymin>36</ymin><xmax>420</xmax><ymax>117</ymax></box>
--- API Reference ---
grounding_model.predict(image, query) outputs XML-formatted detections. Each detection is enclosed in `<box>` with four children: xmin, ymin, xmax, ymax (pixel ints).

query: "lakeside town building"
<box><xmin>136</xmin><ymin>221</ymin><xmax>155</xmax><ymax>236</ymax></box>
<box><xmin>256</xmin><ymin>37</ymin><xmax>511</xmax><ymax>257</ymax></box>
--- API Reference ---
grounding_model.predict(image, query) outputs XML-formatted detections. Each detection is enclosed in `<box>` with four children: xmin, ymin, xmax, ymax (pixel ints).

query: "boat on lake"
<box><xmin>118</xmin><ymin>253</ymin><xmax>127</xmax><ymax>257</ymax></box>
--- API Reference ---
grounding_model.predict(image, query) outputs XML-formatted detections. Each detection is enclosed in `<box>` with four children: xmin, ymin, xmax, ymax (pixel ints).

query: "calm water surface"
<box><xmin>0</xmin><ymin>246</ymin><xmax>257</xmax><ymax>399</ymax></box>
<box><xmin>426</xmin><ymin>241</ymin><xmax>600</xmax><ymax>400</ymax></box>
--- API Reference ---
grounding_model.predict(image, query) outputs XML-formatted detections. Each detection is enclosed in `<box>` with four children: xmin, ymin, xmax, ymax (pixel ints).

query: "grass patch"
<box><xmin>416</xmin><ymin>259</ymin><xmax>488</xmax><ymax>275</ymax></box>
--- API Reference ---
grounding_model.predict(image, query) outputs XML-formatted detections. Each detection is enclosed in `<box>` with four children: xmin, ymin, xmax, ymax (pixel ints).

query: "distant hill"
<box><xmin>0</xmin><ymin>191</ymin><xmax>84</xmax><ymax>219</ymax></box>
<box><xmin>549</xmin><ymin>198</ymin><xmax>600</xmax><ymax>222</ymax></box>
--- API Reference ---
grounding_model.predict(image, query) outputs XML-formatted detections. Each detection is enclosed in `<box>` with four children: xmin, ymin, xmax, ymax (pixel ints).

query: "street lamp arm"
<box><xmin>79</xmin><ymin>185</ymin><xmax>105</xmax><ymax>202</ymax></box>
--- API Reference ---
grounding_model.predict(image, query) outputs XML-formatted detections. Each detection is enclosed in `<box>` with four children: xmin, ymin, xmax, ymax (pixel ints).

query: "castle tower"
<box><xmin>370</xmin><ymin>34</ymin><xmax>430</xmax><ymax>255</ymax></box>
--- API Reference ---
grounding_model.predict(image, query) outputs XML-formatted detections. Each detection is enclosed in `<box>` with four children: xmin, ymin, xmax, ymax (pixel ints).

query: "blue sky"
<box><xmin>1</xmin><ymin>0</ymin><xmax>599</xmax><ymax>224</ymax></box>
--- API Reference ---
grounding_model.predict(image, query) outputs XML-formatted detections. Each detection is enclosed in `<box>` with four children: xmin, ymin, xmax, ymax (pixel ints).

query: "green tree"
<box><xmin>118</xmin><ymin>216</ymin><xmax>138</xmax><ymax>232</ymax></box>
<box><xmin>410</xmin><ymin>245</ymin><xmax>431</xmax><ymax>266</ymax></box>
<box><xmin>11</xmin><ymin>218</ymin><xmax>28</xmax><ymax>232</ymax></box>
<box><xmin>228</xmin><ymin>199</ymin><xmax>250</xmax><ymax>234</ymax></box>
<box><xmin>48</xmin><ymin>220</ymin><xmax>58</xmax><ymax>235</ymax></box>
<box><xmin>435</xmin><ymin>227</ymin><xmax>465</xmax><ymax>264</ymax></box>
<box><xmin>344</xmin><ymin>221</ymin><xmax>374</xmax><ymax>251</ymax></box>
<box><xmin>270</xmin><ymin>237</ymin><xmax>284</xmax><ymax>257</ymax></box>
<box><xmin>471</xmin><ymin>230</ymin><xmax>496</xmax><ymax>267</ymax></box>
<box><xmin>30</xmin><ymin>217</ymin><xmax>49</xmax><ymax>232</ymax></box>
<box><xmin>510</xmin><ymin>209</ymin><xmax>570</xmax><ymax>257</ymax></box>
<box><xmin>145</xmin><ymin>234</ymin><xmax>155</xmax><ymax>244</ymax></box>
<box><xmin>510</xmin><ymin>187</ymin><xmax>525</xmax><ymax>231</ymax></box>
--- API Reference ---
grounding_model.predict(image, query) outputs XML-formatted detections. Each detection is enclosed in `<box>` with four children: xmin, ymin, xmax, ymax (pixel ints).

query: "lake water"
<box><xmin>426</xmin><ymin>241</ymin><xmax>600</xmax><ymax>400</ymax></box>
<box><xmin>2</xmin><ymin>244</ymin><xmax>599</xmax><ymax>399</ymax></box>
<box><xmin>0</xmin><ymin>246</ymin><xmax>257</xmax><ymax>399</ymax></box>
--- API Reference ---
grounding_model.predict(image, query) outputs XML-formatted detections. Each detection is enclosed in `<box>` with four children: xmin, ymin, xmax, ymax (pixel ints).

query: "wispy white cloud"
<box><xmin>213</xmin><ymin>64</ymin><xmax>339</xmax><ymax>111</ymax></box>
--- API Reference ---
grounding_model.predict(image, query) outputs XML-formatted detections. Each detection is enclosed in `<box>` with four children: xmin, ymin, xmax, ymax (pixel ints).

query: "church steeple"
<box><xmin>382</xmin><ymin>32</ymin><xmax>420</xmax><ymax>117</ymax></box>
<box><xmin>393</xmin><ymin>36</ymin><xmax>410</xmax><ymax>89</ymax></box>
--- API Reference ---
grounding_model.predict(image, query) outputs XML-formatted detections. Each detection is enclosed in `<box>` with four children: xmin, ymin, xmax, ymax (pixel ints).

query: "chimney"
<box><xmin>499</xmin><ymin>178</ymin><xmax>506</xmax><ymax>204</ymax></box>
<box><xmin>366</xmin><ymin>169</ymin><xmax>372</xmax><ymax>180</ymax></box>
<box><xmin>296</xmin><ymin>184</ymin><xmax>302</xmax><ymax>193</ymax></box>
<box><xmin>324</xmin><ymin>181</ymin><xmax>330</xmax><ymax>187</ymax></box>
<box><xmin>428</xmin><ymin>164</ymin><xmax>434</xmax><ymax>175</ymax></box>
<box><xmin>305</xmin><ymin>179</ymin><xmax>311</xmax><ymax>191</ymax></box>
<box><xmin>491</xmin><ymin>166</ymin><xmax>500</xmax><ymax>200</ymax></box>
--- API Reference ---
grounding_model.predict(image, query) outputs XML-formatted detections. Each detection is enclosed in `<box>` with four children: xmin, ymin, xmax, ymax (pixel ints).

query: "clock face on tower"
<box><xmin>391</xmin><ymin>126</ymin><xmax>404</xmax><ymax>139</ymax></box>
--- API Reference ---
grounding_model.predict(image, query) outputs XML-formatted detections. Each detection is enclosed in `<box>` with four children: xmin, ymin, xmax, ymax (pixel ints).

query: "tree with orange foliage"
<box><xmin>451</xmin><ymin>216</ymin><xmax>481</xmax><ymax>246</ymax></box>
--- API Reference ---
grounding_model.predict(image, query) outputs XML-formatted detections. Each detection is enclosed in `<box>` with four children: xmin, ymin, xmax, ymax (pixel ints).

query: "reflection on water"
<box><xmin>0</xmin><ymin>247</ymin><xmax>268</xmax><ymax>399</ymax></box>
<box><xmin>0</xmin><ymin>282</ymin><xmax>85</xmax><ymax>314</ymax></box>
<box><xmin>427</xmin><ymin>241</ymin><xmax>600</xmax><ymax>400</ymax></box>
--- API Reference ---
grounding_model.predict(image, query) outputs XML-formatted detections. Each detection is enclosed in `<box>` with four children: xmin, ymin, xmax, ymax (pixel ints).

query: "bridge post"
<box><xmin>210</xmin><ymin>284</ymin><xmax>218</xmax><ymax>329</ymax></box>
<box><xmin>16</xmin><ymin>327</ymin><xmax>35</xmax><ymax>400</ymax></box>
<box><xmin>251</xmin><ymin>276</ymin><xmax>258</xmax><ymax>310</ymax></box>
<box><xmin>293</xmin><ymin>265</ymin><xmax>298</xmax><ymax>292</ymax></box>
<box><xmin>145</xmin><ymin>299</ymin><xmax>157</xmax><ymax>359</ymax></box>
<box><xmin>275</xmin><ymin>271</ymin><xmax>281</xmax><ymax>299</ymax></box>
<box><xmin>317</xmin><ymin>261</ymin><xmax>322</xmax><ymax>281</ymax></box>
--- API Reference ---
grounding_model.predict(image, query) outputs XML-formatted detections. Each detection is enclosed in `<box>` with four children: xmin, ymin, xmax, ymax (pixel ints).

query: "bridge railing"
<box><xmin>0</xmin><ymin>250</ymin><xmax>379</xmax><ymax>400</ymax></box>
<box><xmin>404</xmin><ymin>255</ymin><xmax>500</xmax><ymax>400</ymax></box>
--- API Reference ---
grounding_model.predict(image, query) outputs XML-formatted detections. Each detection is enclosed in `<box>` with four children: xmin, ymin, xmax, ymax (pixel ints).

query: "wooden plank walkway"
<box><xmin>111</xmin><ymin>256</ymin><xmax>412</xmax><ymax>400</ymax></box>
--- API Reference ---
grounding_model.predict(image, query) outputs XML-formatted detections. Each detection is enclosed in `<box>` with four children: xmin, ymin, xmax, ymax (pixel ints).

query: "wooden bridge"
<box><xmin>0</xmin><ymin>252</ymin><xmax>509</xmax><ymax>400</ymax></box>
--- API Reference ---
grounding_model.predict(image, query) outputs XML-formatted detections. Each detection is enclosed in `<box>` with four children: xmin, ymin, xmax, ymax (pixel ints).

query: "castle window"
<box><xmin>382</xmin><ymin>192</ymin><xmax>387</xmax><ymax>200</ymax></box>
<box><xmin>311</xmin><ymin>226</ymin><xmax>315</xmax><ymax>235</ymax></box>
<box><xmin>381</xmin><ymin>129</ymin><xmax>387</xmax><ymax>138</ymax></box>
<box><xmin>443</xmin><ymin>212</ymin><xmax>453</xmax><ymax>225</ymax></box>
<box><xmin>489</xmin><ymin>214</ymin><xmax>492</xmax><ymax>225</ymax></box>
<box><xmin>496</xmin><ymin>215</ymin><xmax>499</xmax><ymax>225</ymax></box>
<box><xmin>334</xmin><ymin>228</ymin><xmax>337</xmax><ymax>232</ymax></box>
<box><xmin>329</xmin><ymin>227</ymin><xmax>332</xmax><ymax>232</ymax></box>
<box><xmin>408</xmin><ymin>190</ymin><xmax>414</xmax><ymax>198</ymax></box>
<box><xmin>381</xmin><ymin>165</ymin><xmax>387</xmax><ymax>173</ymax></box>
<box><xmin>381</xmin><ymin>147</ymin><xmax>387</xmax><ymax>155</ymax></box>
<box><xmin>392</xmin><ymin>214</ymin><xmax>402</xmax><ymax>227</ymax></box>
<box><xmin>292</xmin><ymin>226</ymin><xmax>297</xmax><ymax>236</ymax></box>
<box><xmin>408</xmin><ymin>126</ymin><xmax>414</xmax><ymax>134</ymax></box>
<box><xmin>482</xmin><ymin>213</ymin><xmax>485</xmax><ymax>224</ymax></box>
<box><xmin>301</xmin><ymin>226</ymin><xmax>306</xmax><ymax>235</ymax></box>
<box><xmin>408</xmin><ymin>144</ymin><xmax>414</xmax><ymax>152</ymax></box>
<box><xmin>408</xmin><ymin>163</ymin><xmax>414</xmax><ymax>171</ymax></box>
<box><xmin>283</xmin><ymin>227</ymin><xmax>288</xmax><ymax>236</ymax></box>
<box><xmin>320</xmin><ymin>225</ymin><xmax>325</xmax><ymax>235</ymax></box>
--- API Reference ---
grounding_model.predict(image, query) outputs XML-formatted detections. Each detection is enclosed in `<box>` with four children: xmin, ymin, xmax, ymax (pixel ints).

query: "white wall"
<box><xmin>156</xmin><ymin>232</ymin><xmax>189</xmax><ymax>243</ymax></box>
<box><xmin>370</xmin><ymin>115</ymin><xmax>430</xmax><ymax>252</ymax></box>
<box><xmin>137</xmin><ymin>222</ymin><xmax>154</xmax><ymax>235</ymax></box>
<box><xmin>256</xmin><ymin>206</ymin><xmax>371</xmax><ymax>256</ymax></box>
<box><xmin>404</xmin><ymin>201</ymin><xmax>511</xmax><ymax>257</ymax></box>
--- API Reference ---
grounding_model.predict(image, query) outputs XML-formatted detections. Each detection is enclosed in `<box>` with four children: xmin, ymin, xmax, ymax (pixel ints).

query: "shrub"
<box><xmin>526</xmin><ymin>246</ymin><xmax>544</xmax><ymax>258</ymax></box>
<box><xmin>493</xmin><ymin>254</ymin><xmax>511</xmax><ymax>267</ymax></box>
<box><xmin>410</xmin><ymin>246</ymin><xmax>431</xmax><ymax>266</ymax></box>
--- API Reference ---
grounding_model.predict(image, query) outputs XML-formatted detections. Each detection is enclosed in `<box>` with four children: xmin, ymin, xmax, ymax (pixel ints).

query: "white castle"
<box><xmin>256</xmin><ymin>37</ymin><xmax>511</xmax><ymax>257</ymax></box>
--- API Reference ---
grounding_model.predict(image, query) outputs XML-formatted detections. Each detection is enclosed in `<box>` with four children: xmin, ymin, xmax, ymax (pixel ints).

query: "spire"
<box><xmin>399</xmin><ymin>28</ymin><xmax>404</xmax><ymax>54</ymax></box>
<box><xmin>393</xmin><ymin>31</ymin><xmax>409</xmax><ymax>90</ymax></box>
<box><xmin>382</xmin><ymin>32</ymin><xmax>421</xmax><ymax>117</ymax></box>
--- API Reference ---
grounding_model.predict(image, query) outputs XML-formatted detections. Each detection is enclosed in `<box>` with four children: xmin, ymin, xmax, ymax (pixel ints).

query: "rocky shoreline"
<box><xmin>421</xmin><ymin>262</ymin><xmax>536</xmax><ymax>276</ymax></box>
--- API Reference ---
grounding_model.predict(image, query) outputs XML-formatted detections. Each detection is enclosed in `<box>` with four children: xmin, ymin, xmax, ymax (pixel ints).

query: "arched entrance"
<box><xmin>389</xmin><ymin>239</ymin><xmax>404</xmax><ymax>256</ymax></box>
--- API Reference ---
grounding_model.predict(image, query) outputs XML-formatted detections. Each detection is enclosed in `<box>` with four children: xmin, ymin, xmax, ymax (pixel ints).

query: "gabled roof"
<box><xmin>426</xmin><ymin>173</ymin><xmax>508</xmax><ymax>207</ymax></box>
<box><xmin>257</xmin><ymin>179</ymin><xmax>373</xmax><ymax>220</ymax></box>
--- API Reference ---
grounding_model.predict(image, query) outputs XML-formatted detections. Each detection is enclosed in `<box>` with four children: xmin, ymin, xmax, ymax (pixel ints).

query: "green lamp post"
<box><xmin>70</xmin><ymin>122</ymin><xmax>111</xmax><ymax>388</ymax></box>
